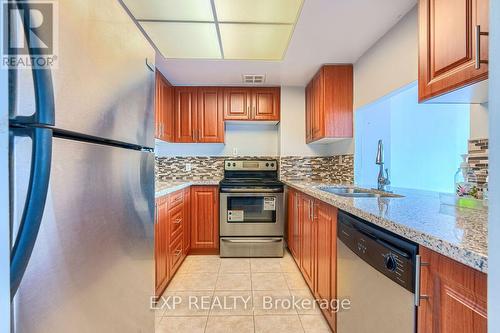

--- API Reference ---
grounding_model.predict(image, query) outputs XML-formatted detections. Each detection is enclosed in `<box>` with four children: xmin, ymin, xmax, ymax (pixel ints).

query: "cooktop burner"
<box><xmin>220</xmin><ymin>159</ymin><xmax>282</xmax><ymax>189</ymax></box>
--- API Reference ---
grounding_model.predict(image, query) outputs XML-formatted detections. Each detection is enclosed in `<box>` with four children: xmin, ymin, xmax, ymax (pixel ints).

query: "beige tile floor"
<box><xmin>155</xmin><ymin>251</ymin><xmax>332</xmax><ymax>333</ymax></box>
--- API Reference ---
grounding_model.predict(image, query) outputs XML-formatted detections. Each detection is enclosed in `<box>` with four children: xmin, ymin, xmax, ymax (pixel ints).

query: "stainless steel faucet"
<box><xmin>376</xmin><ymin>140</ymin><xmax>390</xmax><ymax>191</ymax></box>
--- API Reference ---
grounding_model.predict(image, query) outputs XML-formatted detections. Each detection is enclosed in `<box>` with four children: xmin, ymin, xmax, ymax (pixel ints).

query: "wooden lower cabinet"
<box><xmin>287</xmin><ymin>188</ymin><xmax>488</xmax><ymax>333</ymax></box>
<box><xmin>154</xmin><ymin>196</ymin><xmax>169</xmax><ymax>297</ymax></box>
<box><xmin>155</xmin><ymin>188</ymin><xmax>190</xmax><ymax>297</ymax></box>
<box><xmin>315</xmin><ymin>201</ymin><xmax>337</xmax><ymax>330</ymax></box>
<box><xmin>190</xmin><ymin>186</ymin><xmax>219</xmax><ymax>253</ymax></box>
<box><xmin>183</xmin><ymin>187</ymin><xmax>191</xmax><ymax>254</ymax></box>
<box><xmin>418</xmin><ymin>247</ymin><xmax>487</xmax><ymax>333</ymax></box>
<box><xmin>288</xmin><ymin>190</ymin><xmax>338</xmax><ymax>332</ymax></box>
<box><xmin>287</xmin><ymin>188</ymin><xmax>300</xmax><ymax>259</ymax></box>
<box><xmin>299</xmin><ymin>194</ymin><xmax>315</xmax><ymax>289</ymax></box>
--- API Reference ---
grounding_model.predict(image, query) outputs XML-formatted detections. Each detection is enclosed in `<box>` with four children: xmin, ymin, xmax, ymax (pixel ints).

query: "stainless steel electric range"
<box><xmin>219</xmin><ymin>160</ymin><xmax>284</xmax><ymax>257</ymax></box>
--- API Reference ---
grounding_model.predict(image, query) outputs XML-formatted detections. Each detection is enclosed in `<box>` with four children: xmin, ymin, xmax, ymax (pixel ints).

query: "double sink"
<box><xmin>316</xmin><ymin>186</ymin><xmax>403</xmax><ymax>198</ymax></box>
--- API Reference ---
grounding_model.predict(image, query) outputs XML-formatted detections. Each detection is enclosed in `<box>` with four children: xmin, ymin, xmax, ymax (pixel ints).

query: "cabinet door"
<box><xmin>287</xmin><ymin>189</ymin><xmax>300</xmax><ymax>261</ymax></box>
<box><xmin>154</xmin><ymin>72</ymin><xmax>164</xmax><ymax>139</ymax></box>
<box><xmin>162</xmin><ymin>77</ymin><xmax>174</xmax><ymax>142</ymax></box>
<box><xmin>417</xmin><ymin>247</ymin><xmax>487</xmax><ymax>333</ymax></box>
<box><xmin>190</xmin><ymin>186</ymin><xmax>219</xmax><ymax>251</ymax></box>
<box><xmin>174</xmin><ymin>87</ymin><xmax>197</xmax><ymax>142</ymax></box>
<box><xmin>252</xmin><ymin>88</ymin><xmax>280</xmax><ymax>121</ymax></box>
<box><xmin>315</xmin><ymin>202</ymin><xmax>337</xmax><ymax>330</ymax></box>
<box><xmin>197</xmin><ymin>88</ymin><xmax>224</xmax><ymax>143</ymax></box>
<box><xmin>299</xmin><ymin>194</ymin><xmax>315</xmax><ymax>290</ymax></box>
<box><xmin>305</xmin><ymin>82</ymin><xmax>313</xmax><ymax>143</ymax></box>
<box><xmin>312</xmin><ymin>72</ymin><xmax>324</xmax><ymax>140</ymax></box>
<box><xmin>223</xmin><ymin>88</ymin><xmax>251</xmax><ymax>120</ymax></box>
<box><xmin>418</xmin><ymin>0</ymin><xmax>489</xmax><ymax>102</ymax></box>
<box><xmin>183</xmin><ymin>187</ymin><xmax>191</xmax><ymax>254</ymax></box>
<box><xmin>155</xmin><ymin>197</ymin><xmax>169</xmax><ymax>296</ymax></box>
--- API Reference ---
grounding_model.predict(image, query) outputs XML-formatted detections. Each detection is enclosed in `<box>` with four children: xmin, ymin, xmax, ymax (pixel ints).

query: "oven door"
<box><xmin>220</xmin><ymin>192</ymin><xmax>284</xmax><ymax>237</ymax></box>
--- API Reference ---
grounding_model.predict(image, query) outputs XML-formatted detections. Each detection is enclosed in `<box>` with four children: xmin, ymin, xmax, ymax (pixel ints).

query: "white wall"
<box><xmin>354</xmin><ymin>6</ymin><xmax>418</xmax><ymax>109</ymax></box>
<box><xmin>355</xmin><ymin>83</ymin><xmax>470</xmax><ymax>192</ymax></box>
<box><xmin>155</xmin><ymin>123</ymin><xmax>279</xmax><ymax>156</ymax></box>
<box><xmin>488</xmin><ymin>0</ymin><xmax>499</xmax><ymax>330</ymax></box>
<box><xmin>470</xmin><ymin>103</ymin><xmax>489</xmax><ymax>139</ymax></box>
<box><xmin>279</xmin><ymin>86</ymin><xmax>354</xmax><ymax>156</ymax></box>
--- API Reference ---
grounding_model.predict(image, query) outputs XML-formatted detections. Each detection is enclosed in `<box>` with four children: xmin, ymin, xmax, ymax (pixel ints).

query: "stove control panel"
<box><xmin>224</xmin><ymin>160</ymin><xmax>277</xmax><ymax>171</ymax></box>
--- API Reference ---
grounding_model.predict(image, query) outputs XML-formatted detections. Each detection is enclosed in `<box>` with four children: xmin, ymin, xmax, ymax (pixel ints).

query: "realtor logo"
<box><xmin>2</xmin><ymin>0</ymin><xmax>58</xmax><ymax>68</ymax></box>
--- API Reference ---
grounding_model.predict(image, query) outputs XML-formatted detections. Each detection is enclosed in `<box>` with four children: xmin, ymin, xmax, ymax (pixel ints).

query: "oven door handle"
<box><xmin>221</xmin><ymin>238</ymin><xmax>283</xmax><ymax>243</ymax></box>
<box><xmin>220</xmin><ymin>188</ymin><xmax>283</xmax><ymax>193</ymax></box>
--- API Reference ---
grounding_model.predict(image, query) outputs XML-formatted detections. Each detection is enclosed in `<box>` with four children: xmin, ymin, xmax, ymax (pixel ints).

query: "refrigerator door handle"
<box><xmin>8</xmin><ymin>1</ymin><xmax>55</xmax><ymax>126</ymax></box>
<box><xmin>10</xmin><ymin>127</ymin><xmax>52</xmax><ymax>299</ymax></box>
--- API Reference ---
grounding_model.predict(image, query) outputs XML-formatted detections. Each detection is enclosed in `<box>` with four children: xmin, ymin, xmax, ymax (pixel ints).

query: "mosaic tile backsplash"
<box><xmin>155</xmin><ymin>155</ymin><xmax>354</xmax><ymax>184</ymax></box>
<box><xmin>279</xmin><ymin>155</ymin><xmax>354</xmax><ymax>184</ymax></box>
<box><xmin>468</xmin><ymin>138</ymin><xmax>488</xmax><ymax>186</ymax></box>
<box><xmin>155</xmin><ymin>156</ymin><xmax>276</xmax><ymax>181</ymax></box>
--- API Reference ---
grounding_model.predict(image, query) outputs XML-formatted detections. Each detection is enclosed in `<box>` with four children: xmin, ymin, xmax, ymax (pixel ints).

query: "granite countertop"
<box><xmin>155</xmin><ymin>179</ymin><xmax>221</xmax><ymax>198</ymax></box>
<box><xmin>283</xmin><ymin>181</ymin><xmax>488</xmax><ymax>273</ymax></box>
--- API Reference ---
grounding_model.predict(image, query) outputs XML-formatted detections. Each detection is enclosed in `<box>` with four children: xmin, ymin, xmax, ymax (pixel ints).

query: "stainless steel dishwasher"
<box><xmin>337</xmin><ymin>211</ymin><xmax>419</xmax><ymax>333</ymax></box>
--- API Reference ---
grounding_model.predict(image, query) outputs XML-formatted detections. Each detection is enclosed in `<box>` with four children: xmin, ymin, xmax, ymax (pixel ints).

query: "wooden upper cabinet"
<box><xmin>418</xmin><ymin>0</ymin><xmax>489</xmax><ymax>102</ymax></box>
<box><xmin>312</xmin><ymin>72</ymin><xmax>324</xmax><ymax>140</ymax></box>
<box><xmin>305</xmin><ymin>82</ymin><xmax>313</xmax><ymax>143</ymax></box>
<box><xmin>224</xmin><ymin>88</ymin><xmax>252</xmax><ymax>120</ymax></box>
<box><xmin>155</xmin><ymin>72</ymin><xmax>162</xmax><ymax>139</ymax></box>
<box><xmin>418</xmin><ymin>246</ymin><xmax>487</xmax><ymax>333</ymax></box>
<box><xmin>190</xmin><ymin>186</ymin><xmax>219</xmax><ymax>251</ymax></box>
<box><xmin>252</xmin><ymin>88</ymin><xmax>280</xmax><ymax>121</ymax></box>
<box><xmin>223</xmin><ymin>87</ymin><xmax>280</xmax><ymax>121</ymax></box>
<box><xmin>197</xmin><ymin>88</ymin><xmax>224</xmax><ymax>143</ymax></box>
<box><xmin>174</xmin><ymin>87</ymin><xmax>197</xmax><ymax>143</ymax></box>
<box><xmin>155</xmin><ymin>71</ymin><xmax>174</xmax><ymax>142</ymax></box>
<box><xmin>305</xmin><ymin>65</ymin><xmax>353</xmax><ymax>144</ymax></box>
<box><xmin>162</xmin><ymin>79</ymin><xmax>174</xmax><ymax>142</ymax></box>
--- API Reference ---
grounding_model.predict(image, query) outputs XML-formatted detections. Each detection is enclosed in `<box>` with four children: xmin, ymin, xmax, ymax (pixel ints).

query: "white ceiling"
<box><xmin>154</xmin><ymin>0</ymin><xmax>416</xmax><ymax>86</ymax></box>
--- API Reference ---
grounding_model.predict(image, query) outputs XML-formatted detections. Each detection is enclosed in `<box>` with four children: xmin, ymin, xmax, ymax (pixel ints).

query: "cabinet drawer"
<box><xmin>169</xmin><ymin>234</ymin><xmax>184</xmax><ymax>274</ymax></box>
<box><xmin>169</xmin><ymin>204</ymin><xmax>184</xmax><ymax>240</ymax></box>
<box><xmin>169</xmin><ymin>190</ymin><xmax>185</xmax><ymax>208</ymax></box>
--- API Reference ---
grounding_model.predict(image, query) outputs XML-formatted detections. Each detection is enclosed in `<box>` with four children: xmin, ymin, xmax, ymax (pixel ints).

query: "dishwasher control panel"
<box><xmin>337</xmin><ymin>211</ymin><xmax>418</xmax><ymax>293</ymax></box>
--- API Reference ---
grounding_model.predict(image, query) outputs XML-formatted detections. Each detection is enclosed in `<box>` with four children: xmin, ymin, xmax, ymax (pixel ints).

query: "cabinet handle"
<box><xmin>175</xmin><ymin>249</ymin><xmax>182</xmax><ymax>256</ymax></box>
<box><xmin>475</xmin><ymin>25</ymin><xmax>489</xmax><ymax>70</ymax></box>
<box><xmin>415</xmin><ymin>255</ymin><xmax>430</xmax><ymax>306</ymax></box>
<box><xmin>173</xmin><ymin>218</ymin><xmax>182</xmax><ymax>224</ymax></box>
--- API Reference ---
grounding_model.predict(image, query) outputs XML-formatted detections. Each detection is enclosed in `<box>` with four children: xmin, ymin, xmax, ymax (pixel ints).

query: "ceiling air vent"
<box><xmin>242</xmin><ymin>74</ymin><xmax>266</xmax><ymax>84</ymax></box>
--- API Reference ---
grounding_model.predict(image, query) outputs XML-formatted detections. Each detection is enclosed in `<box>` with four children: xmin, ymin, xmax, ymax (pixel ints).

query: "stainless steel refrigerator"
<box><xmin>6</xmin><ymin>1</ymin><xmax>156</xmax><ymax>332</ymax></box>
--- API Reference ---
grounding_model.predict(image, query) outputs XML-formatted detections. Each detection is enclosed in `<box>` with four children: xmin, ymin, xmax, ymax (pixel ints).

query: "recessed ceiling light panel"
<box><xmin>140</xmin><ymin>22</ymin><xmax>221</xmax><ymax>59</ymax></box>
<box><xmin>123</xmin><ymin>0</ymin><xmax>214</xmax><ymax>21</ymax></box>
<box><xmin>220</xmin><ymin>23</ymin><xmax>293</xmax><ymax>60</ymax></box>
<box><xmin>215</xmin><ymin>0</ymin><xmax>303</xmax><ymax>23</ymax></box>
